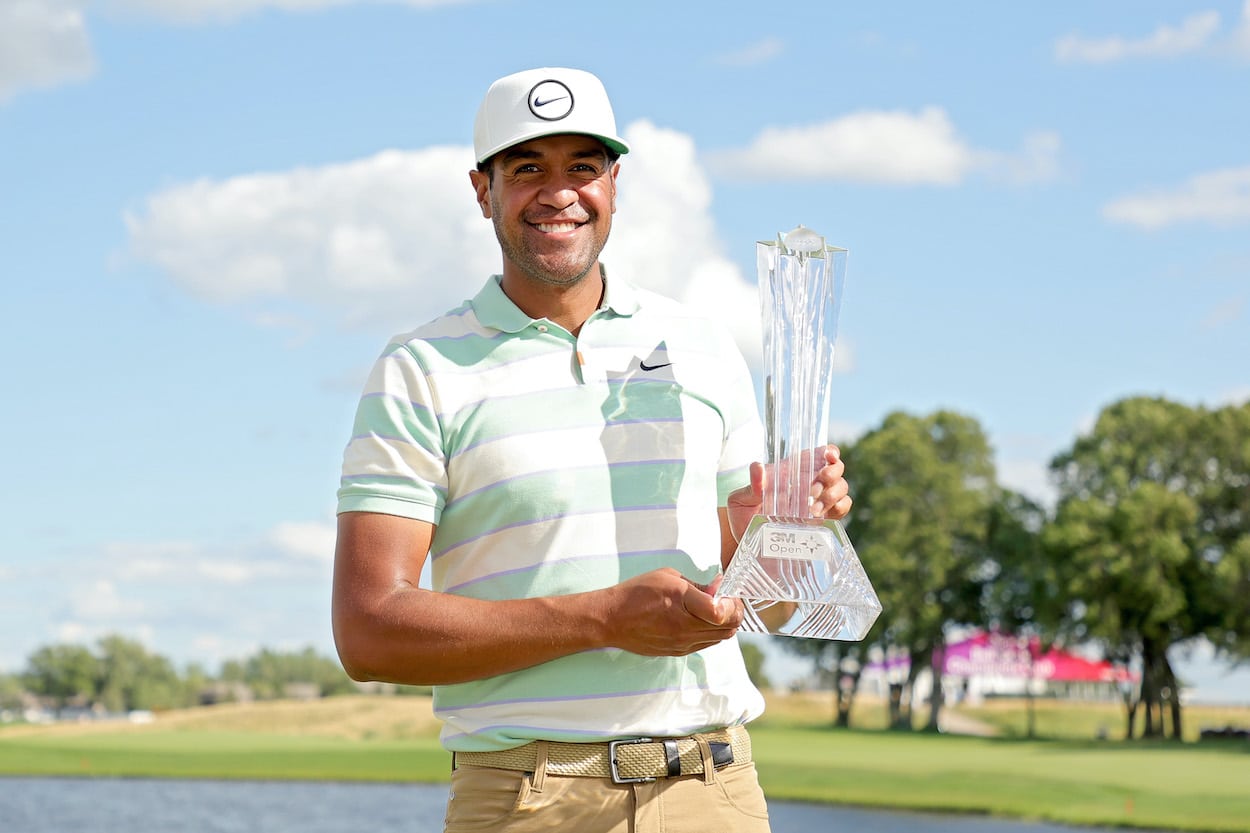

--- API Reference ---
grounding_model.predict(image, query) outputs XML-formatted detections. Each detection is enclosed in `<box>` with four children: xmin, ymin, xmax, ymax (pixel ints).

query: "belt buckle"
<box><xmin>608</xmin><ymin>737</ymin><xmax>656</xmax><ymax>784</ymax></box>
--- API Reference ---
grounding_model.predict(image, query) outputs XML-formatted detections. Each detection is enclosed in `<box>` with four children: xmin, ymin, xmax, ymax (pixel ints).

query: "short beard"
<box><xmin>489</xmin><ymin>196</ymin><xmax>610</xmax><ymax>288</ymax></box>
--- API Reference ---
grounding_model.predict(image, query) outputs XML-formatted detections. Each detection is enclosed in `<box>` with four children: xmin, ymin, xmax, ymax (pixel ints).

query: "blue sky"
<box><xmin>2</xmin><ymin>1</ymin><xmax>1248</xmax><ymax>702</ymax></box>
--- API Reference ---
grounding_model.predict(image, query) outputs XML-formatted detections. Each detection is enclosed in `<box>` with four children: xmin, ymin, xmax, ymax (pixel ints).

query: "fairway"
<box><xmin>2</xmin><ymin>695</ymin><xmax>1248</xmax><ymax>833</ymax></box>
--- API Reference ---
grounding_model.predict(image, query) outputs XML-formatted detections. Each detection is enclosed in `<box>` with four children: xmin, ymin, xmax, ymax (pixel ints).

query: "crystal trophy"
<box><xmin>716</xmin><ymin>226</ymin><xmax>881</xmax><ymax>640</ymax></box>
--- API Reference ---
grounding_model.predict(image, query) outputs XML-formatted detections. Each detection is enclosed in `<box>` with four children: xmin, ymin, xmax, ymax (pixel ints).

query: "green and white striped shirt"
<box><xmin>338</xmin><ymin>273</ymin><xmax>766</xmax><ymax>751</ymax></box>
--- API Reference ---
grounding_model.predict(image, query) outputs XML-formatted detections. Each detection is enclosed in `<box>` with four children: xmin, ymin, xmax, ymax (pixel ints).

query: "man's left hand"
<box><xmin>726</xmin><ymin>446</ymin><xmax>852</xmax><ymax>542</ymax></box>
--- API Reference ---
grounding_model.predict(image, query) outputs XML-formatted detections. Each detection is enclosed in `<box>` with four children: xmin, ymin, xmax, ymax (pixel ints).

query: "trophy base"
<box><xmin>716</xmin><ymin>517</ymin><xmax>881</xmax><ymax>641</ymax></box>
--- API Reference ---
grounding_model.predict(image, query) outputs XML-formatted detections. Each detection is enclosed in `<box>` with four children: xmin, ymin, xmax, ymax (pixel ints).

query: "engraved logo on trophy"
<box><xmin>716</xmin><ymin>226</ymin><xmax>882</xmax><ymax>641</ymax></box>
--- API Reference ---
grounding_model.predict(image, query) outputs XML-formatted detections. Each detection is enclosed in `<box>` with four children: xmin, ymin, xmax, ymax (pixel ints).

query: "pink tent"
<box><xmin>938</xmin><ymin>631</ymin><xmax>1136</xmax><ymax>683</ymax></box>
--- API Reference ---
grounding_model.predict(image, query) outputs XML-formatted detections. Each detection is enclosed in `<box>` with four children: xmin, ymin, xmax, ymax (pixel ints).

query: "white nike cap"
<box><xmin>473</xmin><ymin>67</ymin><xmax>630</xmax><ymax>164</ymax></box>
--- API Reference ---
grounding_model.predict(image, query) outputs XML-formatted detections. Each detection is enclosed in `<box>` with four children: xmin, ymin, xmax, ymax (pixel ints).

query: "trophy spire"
<box><xmin>716</xmin><ymin>227</ymin><xmax>882</xmax><ymax>641</ymax></box>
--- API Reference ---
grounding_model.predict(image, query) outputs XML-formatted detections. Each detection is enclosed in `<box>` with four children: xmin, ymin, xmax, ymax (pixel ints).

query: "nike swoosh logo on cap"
<box><xmin>533</xmin><ymin>95</ymin><xmax>569</xmax><ymax>108</ymax></box>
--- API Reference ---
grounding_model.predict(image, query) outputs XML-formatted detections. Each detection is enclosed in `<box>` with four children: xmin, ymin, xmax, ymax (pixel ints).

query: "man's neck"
<box><xmin>499</xmin><ymin>265</ymin><xmax>605</xmax><ymax>336</ymax></box>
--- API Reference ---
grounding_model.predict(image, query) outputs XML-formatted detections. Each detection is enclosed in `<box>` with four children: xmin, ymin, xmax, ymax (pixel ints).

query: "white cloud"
<box><xmin>975</xmin><ymin>131</ymin><xmax>1063</xmax><ymax>186</ymax></box>
<box><xmin>0</xmin><ymin>0</ymin><xmax>94</xmax><ymax>103</ymax></box>
<box><xmin>832</xmin><ymin>338</ymin><xmax>855</xmax><ymax>374</ymax></box>
<box><xmin>105</xmin><ymin>0</ymin><xmax>474</xmax><ymax>24</ymax></box>
<box><xmin>126</xmin><ymin>146</ymin><xmax>499</xmax><ymax>333</ymax></box>
<box><xmin>106</xmin><ymin>523</ymin><xmax>333</xmax><ymax>584</ymax></box>
<box><xmin>127</xmin><ymin>120</ymin><xmax>770</xmax><ymax>364</ymax></box>
<box><xmin>1200</xmin><ymin>295</ymin><xmax>1246</xmax><ymax>331</ymax></box>
<box><xmin>1217</xmin><ymin>386</ymin><xmax>1250</xmax><ymax>406</ymax></box>
<box><xmin>715</xmin><ymin>37</ymin><xmax>785</xmax><ymax>67</ymax></box>
<box><xmin>0</xmin><ymin>0</ymin><xmax>481</xmax><ymax>101</ymax></box>
<box><xmin>704</xmin><ymin>108</ymin><xmax>1059</xmax><ymax>187</ymax></box>
<box><xmin>69</xmin><ymin>580</ymin><xmax>147</xmax><ymax>619</ymax></box>
<box><xmin>1229</xmin><ymin>0</ymin><xmax>1250</xmax><ymax>58</ymax></box>
<box><xmin>55</xmin><ymin>621</ymin><xmax>89</xmax><ymax>645</ymax></box>
<box><xmin>1102</xmin><ymin>166</ymin><xmax>1250</xmax><ymax>229</ymax></box>
<box><xmin>605</xmin><ymin>120</ymin><xmax>762</xmax><ymax>364</ymax></box>
<box><xmin>707</xmin><ymin>108</ymin><xmax>972</xmax><ymax>185</ymax></box>
<box><xmin>1055</xmin><ymin>11</ymin><xmax>1222</xmax><ymax>63</ymax></box>
<box><xmin>996</xmin><ymin>457</ymin><xmax>1057</xmax><ymax>508</ymax></box>
<box><xmin>269</xmin><ymin>520</ymin><xmax>337</xmax><ymax>562</ymax></box>
<box><xmin>826</xmin><ymin>419</ymin><xmax>866</xmax><ymax>447</ymax></box>
<box><xmin>5</xmin><ymin>522</ymin><xmax>340</xmax><ymax>672</ymax></box>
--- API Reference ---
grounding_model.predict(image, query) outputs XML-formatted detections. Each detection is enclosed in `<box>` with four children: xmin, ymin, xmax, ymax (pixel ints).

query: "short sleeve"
<box><xmin>337</xmin><ymin>340</ymin><xmax>448</xmax><ymax>522</ymax></box>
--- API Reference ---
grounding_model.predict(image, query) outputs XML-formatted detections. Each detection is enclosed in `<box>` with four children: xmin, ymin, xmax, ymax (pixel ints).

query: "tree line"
<box><xmin>0</xmin><ymin>636</ymin><xmax>411</xmax><ymax>716</ymax></box>
<box><xmin>782</xmin><ymin>394</ymin><xmax>1250</xmax><ymax>741</ymax></box>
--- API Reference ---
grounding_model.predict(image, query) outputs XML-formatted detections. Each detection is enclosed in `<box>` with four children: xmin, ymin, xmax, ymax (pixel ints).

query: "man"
<box><xmin>332</xmin><ymin>67</ymin><xmax>852</xmax><ymax>833</ymax></box>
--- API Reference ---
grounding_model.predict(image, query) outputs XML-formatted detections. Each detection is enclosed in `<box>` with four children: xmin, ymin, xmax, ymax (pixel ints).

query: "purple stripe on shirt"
<box><xmin>444</xmin><ymin>549</ymin><xmax>670</xmax><ymax>594</ymax></box>
<box><xmin>431</xmin><ymin>504</ymin><xmax>677</xmax><ymax>561</ymax></box>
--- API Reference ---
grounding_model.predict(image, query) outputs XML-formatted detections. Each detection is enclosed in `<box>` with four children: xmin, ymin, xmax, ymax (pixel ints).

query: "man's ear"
<box><xmin>609</xmin><ymin>161</ymin><xmax>620</xmax><ymax>214</ymax></box>
<box><xmin>468</xmin><ymin>169</ymin><xmax>492</xmax><ymax>218</ymax></box>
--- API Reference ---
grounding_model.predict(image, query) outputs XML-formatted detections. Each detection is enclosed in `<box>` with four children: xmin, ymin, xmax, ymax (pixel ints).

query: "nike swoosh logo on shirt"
<box><xmin>639</xmin><ymin>361</ymin><xmax>672</xmax><ymax>371</ymax></box>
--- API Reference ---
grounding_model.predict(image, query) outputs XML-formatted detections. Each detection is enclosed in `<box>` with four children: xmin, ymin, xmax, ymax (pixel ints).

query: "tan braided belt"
<box><xmin>454</xmin><ymin>725</ymin><xmax>751</xmax><ymax>784</ymax></box>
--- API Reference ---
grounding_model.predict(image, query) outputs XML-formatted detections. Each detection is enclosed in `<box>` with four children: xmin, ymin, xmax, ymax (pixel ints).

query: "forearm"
<box><xmin>333</xmin><ymin>583</ymin><xmax>611</xmax><ymax>686</ymax></box>
<box><xmin>333</xmin><ymin>512</ymin><xmax>742</xmax><ymax>687</ymax></box>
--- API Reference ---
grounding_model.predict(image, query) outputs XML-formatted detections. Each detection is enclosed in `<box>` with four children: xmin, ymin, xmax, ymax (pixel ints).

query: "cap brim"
<box><xmin>477</xmin><ymin>131</ymin><xmax>630</xmax><ymax>164</ymax></box>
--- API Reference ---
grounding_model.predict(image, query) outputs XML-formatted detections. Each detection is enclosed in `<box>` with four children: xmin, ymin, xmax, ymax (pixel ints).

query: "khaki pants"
<box><xmin>443</xmin><ymin>759</ymin><xmax>772</xmax><ymax>833</ymax></box>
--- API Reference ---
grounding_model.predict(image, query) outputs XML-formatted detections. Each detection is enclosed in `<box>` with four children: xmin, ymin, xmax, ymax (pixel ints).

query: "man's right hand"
<box><xmin>600</xmin><ymin>568</ymin><xmax>744</xmax><ymax>657</ymax></box>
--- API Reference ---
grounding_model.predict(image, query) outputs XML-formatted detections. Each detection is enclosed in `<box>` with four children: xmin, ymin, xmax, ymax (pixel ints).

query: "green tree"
<box><xmin>22</xmin><ymin>644</ymin><xmax>99</xmax><ymax>710</ymax></box>
<box><xmin>94</xmin><ymin>634</ymin><xmax>184</xmax><ymax>712</ymax></box>
<box><xmin>776</xmin><ymin>637</ymin><xmax>867</xmax><ymax>726</ymax></box>
<box><xmin>0</xmin><ymin>672</ymin><xmax>26</xmax><ymax>711</ymax></box>
<box><xmin>1045</xmin><ymin>480</ymin><xmax>1195</xmax><ymax>738</ymax></box>
<box><xmin>1193</xmin><ymin>402</ymin><xmax>1250</xmax><ymax>662</ymax></box>
<box><xmin>1047</xmin><ymin>396</ymin><xmax>1250</xmax><ymax>739</ymax></box>
<box><xmin>979</xmin><ymin>489</ymin><xmax>1057</xmax><ymax>738</ymax></box>
<box><xmin>738</xmin><ymin>640</ymin><xmax>771</xmax><ymax>691</ymax></box>
<box><xmin>181</xmin><ymin>662</ymin><xmax>212</xmax><ymax>706</ymax></box>
<box><xmin>843</xmin><ymin>410</ymin><xmax>1000</xmax><ymax>732</ymax></box>
<box><xmin>234</xmin><ymin>646</ymin><xmax>356</xmax><ymax>699</ymax></box>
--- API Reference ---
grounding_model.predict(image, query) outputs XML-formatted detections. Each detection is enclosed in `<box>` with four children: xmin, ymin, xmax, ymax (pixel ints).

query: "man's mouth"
<box><xmin>532</xmin><ymin>221</ymin><xmax>583</xmax><ymax>233</ymax></box>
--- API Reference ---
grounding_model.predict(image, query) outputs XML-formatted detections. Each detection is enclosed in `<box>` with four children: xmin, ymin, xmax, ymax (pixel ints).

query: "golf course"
<box><xmin>2</xmin><ymin>693</ymin><xmax>1247</xmax><ymax>833</ymax></box>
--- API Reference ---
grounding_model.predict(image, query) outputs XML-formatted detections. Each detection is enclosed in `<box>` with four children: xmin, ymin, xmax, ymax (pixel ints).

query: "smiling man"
<box><xmin>331</xmin><ymin>67</ymin><xmax>853</xmax><ymax>833</ymax></box>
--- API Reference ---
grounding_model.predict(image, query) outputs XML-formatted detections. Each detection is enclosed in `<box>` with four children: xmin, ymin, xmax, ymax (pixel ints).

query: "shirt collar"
<box><xmin>470</xmin><ymin>267</ymin><xmax>641</xmax><ymax>334</ymax></box>
<box><xmin>470</xmin><ymin>275</ymin><xmax>532</xmax><ymax>333</ymax></box>
<box><xmin>599</xmin><ymin>265</ymin><xmax>641</xmax><ymax>317</ymax></box>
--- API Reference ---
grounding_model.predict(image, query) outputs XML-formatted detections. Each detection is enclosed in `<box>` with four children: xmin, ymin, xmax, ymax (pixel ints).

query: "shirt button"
<box><xmin>536</xmin><ymin>324</ymin><xmax>548</xmax><ymax>333</ymax></box>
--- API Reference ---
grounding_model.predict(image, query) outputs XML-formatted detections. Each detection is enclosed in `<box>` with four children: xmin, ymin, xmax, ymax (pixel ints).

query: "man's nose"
<box><xmin>536</xmin><ymin>175</ymin><xmax>578</xmax><ymax>208</ymax></box>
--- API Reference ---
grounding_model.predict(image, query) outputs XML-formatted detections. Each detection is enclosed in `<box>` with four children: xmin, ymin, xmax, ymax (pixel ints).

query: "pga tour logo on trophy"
<box><xmin>716</xmin><ymin>226</ymin><xmax>882</xmax><ymax>641</ymax></box>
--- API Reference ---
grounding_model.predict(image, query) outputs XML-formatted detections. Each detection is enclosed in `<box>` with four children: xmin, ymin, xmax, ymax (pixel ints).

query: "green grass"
<box><xmin>2</xmin><ymin>696</ymin><xmax>1248</xmax><ymax>832</ymax></box>
<box><xmin>751</xmin><ymin>727</ymin><xmax>1250</xmax><ymax>833</ymax></box>
<box><xmin>0</xmin><ymin>730</ymin><xmax>451</xmax><ymax>783</ymax></box>
<box><xmin>956</xmin><ymin>698</ymin><xmax>1250</xmax><ymax>742</ymax></box>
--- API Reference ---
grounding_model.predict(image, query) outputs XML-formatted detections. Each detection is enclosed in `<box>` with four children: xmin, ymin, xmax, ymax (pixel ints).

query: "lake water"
<box><xmin>0</xmin><ymin>777</ymin><xmax>1166</xmax><ymax>833</ymax></box>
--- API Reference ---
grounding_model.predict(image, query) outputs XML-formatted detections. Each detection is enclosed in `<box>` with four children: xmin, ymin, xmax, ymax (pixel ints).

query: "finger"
<box><xmin>813</xmin><ymin>489</ymin><xmax>853</xmax><ymax>519</ymax></box>
<box><xmin>750</xmin><ymin>461</ymin><xmax>767</xmax><ymax>498</ymax></box>
<box><xmin>705</xmin><ymin>574</ymin><xmax>724</xmax><ymax>596</ymax></box>
<box><xmin>662</xmin><ymin>632</ymin><xmax>741</xmax><ymax>657</ymax></box>
<box><xmin>683</xmin><ymin>584</ymin><xmax>741</xmax><ymax>626</ymax></box>
<box><xmin>810</xmin><ymin>474</ymin><xmax>850</xmax><ymax>518</ymax></box>
<box><xmin>812</xmin><ymin>456</ymin><xmax>846</xmax><ymax>486</ymax></box>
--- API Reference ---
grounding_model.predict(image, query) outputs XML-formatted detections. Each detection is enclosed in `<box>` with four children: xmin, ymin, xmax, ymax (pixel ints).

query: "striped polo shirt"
<box><xmin>338</xmin><ymin>272</ymin><xmax>766</xmax><ymax>752</ymax></box>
